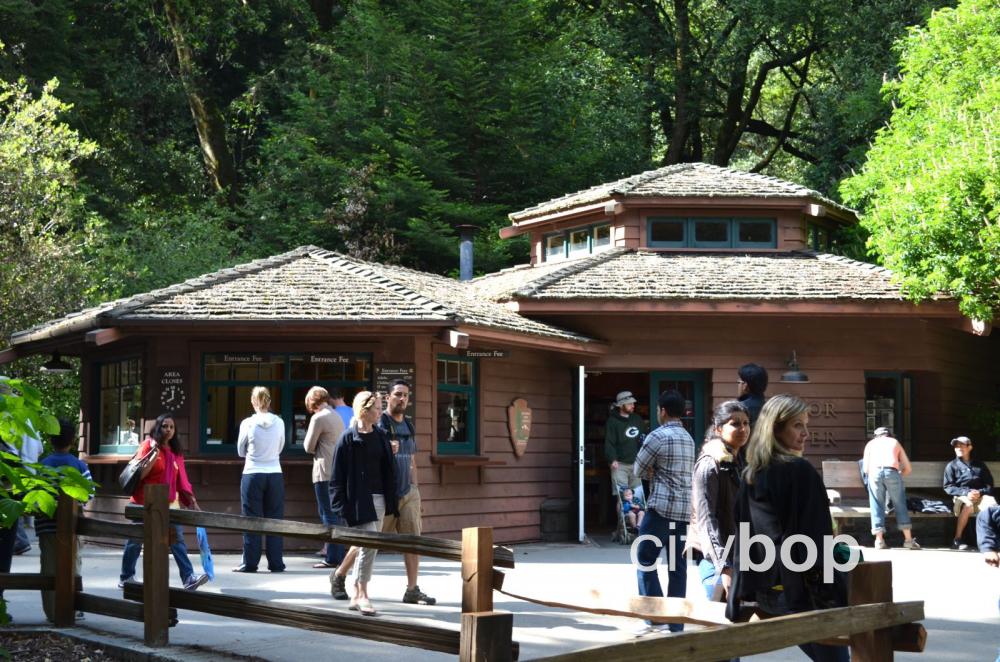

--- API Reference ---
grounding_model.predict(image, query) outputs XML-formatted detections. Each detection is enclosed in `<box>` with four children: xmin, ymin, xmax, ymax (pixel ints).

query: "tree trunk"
<box><xmin>664</xmin><ymin>0</ymin><xmax>691</xmax><ymax>164</ymax></box>
<box><xmin>161</xmin><ymin>0</ymin><xmax>238</xmax><ymax>204</ymax></box>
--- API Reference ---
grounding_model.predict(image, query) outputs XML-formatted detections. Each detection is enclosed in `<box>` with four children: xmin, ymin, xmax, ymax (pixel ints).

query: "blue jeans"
<box><xmin>119</xmin><ymin>524</ymin><xmax>195</xmax><ymax>584</ymax></box>
<box><xmin>635</xmin><ymin>510</ymin><xmax>688</xmax><ymax>633</ymax></box>
<box><xmin>868</xmin><ymin>469</ymin><xmax>911</xmax><ymax>534</ymax></box>
<box><xmin>240</xmin><ymin>472</ymin><xmax>285</xmax><ymax>571</ymax></box>
<box><xmin>314</xmin><ymin>481</ymin><xmax>345</xmax><ymax>565</ymax></box>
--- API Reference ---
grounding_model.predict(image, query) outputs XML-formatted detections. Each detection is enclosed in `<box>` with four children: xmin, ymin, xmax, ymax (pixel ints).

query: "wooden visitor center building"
<box><xmin>4</xmin><ymin>163</ymin><xmax>998</xmax><ymax>548</ymax></box>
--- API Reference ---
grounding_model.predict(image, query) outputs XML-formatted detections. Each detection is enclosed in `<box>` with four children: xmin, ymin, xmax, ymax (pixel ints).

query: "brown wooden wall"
<box><xmin>416</xmin><ymin>338</ymin><xmax>576</xmax><ymax>543</ymax></box>
<box><xmin>548</xmin><ymin>314</ymin><xmax>1000</xmax><ymax>464</ymax></box>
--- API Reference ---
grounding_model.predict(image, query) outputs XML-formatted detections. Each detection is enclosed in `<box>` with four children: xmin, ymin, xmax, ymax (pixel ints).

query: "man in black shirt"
<box><xmin>944</xmin><ymin>436</ymin><xmax>996</xmax><ymax>550</ymax></box>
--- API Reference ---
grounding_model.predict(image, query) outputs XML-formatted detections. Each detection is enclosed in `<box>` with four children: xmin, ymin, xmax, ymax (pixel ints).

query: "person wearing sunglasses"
<box><xmin>329</xmin><ymin>391</ymin><xmax>398</xmax><ymax>616</ymax></box>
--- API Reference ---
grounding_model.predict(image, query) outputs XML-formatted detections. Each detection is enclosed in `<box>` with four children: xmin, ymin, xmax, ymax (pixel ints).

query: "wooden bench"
<box><xmin>822</xmin><ymin>459</ymin><xmax>1000</xmax><ymax>522</ymax></box>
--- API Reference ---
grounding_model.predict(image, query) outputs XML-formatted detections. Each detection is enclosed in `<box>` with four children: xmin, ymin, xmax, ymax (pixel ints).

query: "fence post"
<box><xmin>143</xmin><ymin>483</ymin><xmax>170</xmax><ymax>647</ymax></box>
<box><xmin>848</xmin><ymin>560</ymin><xmax>894</xmax><ymax>661</ymax></box>
<box><xmin>460</xmin><ymin>527</ymin><xmax>512</xmax><ymax>662</ymax></box>
<box><xmin>52</xmin><ymin>491</ymin><xmax>79</xmax><ymax>627</ymax></box>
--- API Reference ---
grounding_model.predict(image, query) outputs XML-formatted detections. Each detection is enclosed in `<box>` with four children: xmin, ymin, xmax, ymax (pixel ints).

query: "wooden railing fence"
<box><xmin>0</xmin><ymin>484</ymin><xmax>927</xmax><ymax>662</ymax></box>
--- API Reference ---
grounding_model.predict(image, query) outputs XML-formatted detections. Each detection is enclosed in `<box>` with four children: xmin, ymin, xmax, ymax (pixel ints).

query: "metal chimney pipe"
<box><xmin>458</xmin><ymin>225</ymin><xmax>477</xmax><ymax>281</ymax></box>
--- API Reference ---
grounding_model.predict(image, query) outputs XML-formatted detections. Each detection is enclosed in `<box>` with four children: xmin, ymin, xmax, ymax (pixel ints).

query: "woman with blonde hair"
<box><xmin>727</xmin><ymin>394</ymin><xmax>849</xmax><ymax>662</ymax></box>
<box><xmin>235</xmin><ymin>386</ymin><xmax>286</xmax><ymax>573</ymax></box>
<box><xmin>329</xmin><ymin>391</ymin><xmax>398</xmax><ymax>616</ymax></box>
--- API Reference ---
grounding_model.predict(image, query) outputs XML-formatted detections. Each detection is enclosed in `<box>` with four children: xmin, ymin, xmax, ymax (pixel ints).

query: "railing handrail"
<box><xmin>120</xmin><ymin>503</ymin><xmax>516</xmax><ymax>568</ymax></box>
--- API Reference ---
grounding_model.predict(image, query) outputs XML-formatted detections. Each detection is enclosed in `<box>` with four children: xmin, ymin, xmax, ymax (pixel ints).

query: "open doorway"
<box><xmin>582</xmin><ymin>372</ymin><xmax>651</xmax><ymax>534</ymax></box>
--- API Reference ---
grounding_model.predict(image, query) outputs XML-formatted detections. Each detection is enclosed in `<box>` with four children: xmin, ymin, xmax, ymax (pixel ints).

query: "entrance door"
<box><xmin>648</xmin><ymin>371</ymin><xmax>706</xmax><ymax>445</ymax></box>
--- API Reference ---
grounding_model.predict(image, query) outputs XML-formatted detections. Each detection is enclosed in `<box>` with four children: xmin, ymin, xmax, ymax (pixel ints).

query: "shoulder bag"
<box><xmin>118</xmin><ymin>445</ymin><xmax>157</xmax><ymax>494</ymax></box>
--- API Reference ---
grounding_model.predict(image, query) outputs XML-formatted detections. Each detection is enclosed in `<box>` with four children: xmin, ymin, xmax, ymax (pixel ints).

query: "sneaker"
<box><xmin>118</xmin><ymin>576</ymin><xmax>134</xmax><ymax>589</ymax></box>
<box><xmin>330</xmin><ymin>573</ymin><xmax>349</xmax><ymax>600</ymax></box>
<box><xmin>874</xmin><ymin>539</ymin><xmax>888</xmax><ymax>550</ymax></box>
<box><xmin>632</xmin><ymin>623</ymin><xmax>671</xmax><ymax>637</ymax></box>
<box><xmin>183</xmin><ymin>573</ymin><xmax>209</xmax><ymax>591</ymax></box>
<box><xmin>903</xmin><ymin>539</ymin><xmax>921</xmax><ymax>550</ymax></box>
<box><xmin>402</xmin><ymin>585</ymin><xmax>436</xmax><ymax>605</ymax></box>
<box><xmin>953</xmin><ymin>539</ymin><xmax>970</xmax><ymax>551</ymax></box>
<box><xmin>13</xmin><ymin>545</ymin><xmax>30</xmax><ymax>556</ymax></box>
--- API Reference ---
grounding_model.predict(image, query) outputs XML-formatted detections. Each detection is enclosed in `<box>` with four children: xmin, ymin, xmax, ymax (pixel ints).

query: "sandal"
<box><xmin>349</xmin><ymin>597</ymin><xmax>377</xmax><ymax>616</ymax></box>
<box><xmin>313</xmin><ymin>561</ymin><xmax>337</xmax><ymax>568</ymax></box>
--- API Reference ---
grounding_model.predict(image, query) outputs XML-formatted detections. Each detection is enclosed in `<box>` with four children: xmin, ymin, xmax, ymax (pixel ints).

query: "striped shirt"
<box><xmin>634</xmin><ymin>420</ymin><xmax>695</xmax><ymax>521</ymax></box>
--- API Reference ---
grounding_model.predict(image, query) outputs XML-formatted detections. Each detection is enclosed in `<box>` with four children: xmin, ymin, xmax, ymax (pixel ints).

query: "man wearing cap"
<box><xmin>944</xmin><ymin>436</ymin><xmax>996</xmax><ymax>550</ymax></box>
<box><xmin>605</xmin><ymin>391</ymin><xmax>645</xmax><ymax>491</ymax></box>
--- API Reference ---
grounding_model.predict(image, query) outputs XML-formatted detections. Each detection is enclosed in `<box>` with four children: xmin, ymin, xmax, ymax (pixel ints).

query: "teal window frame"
<box><xmin>542</xmin><ymin>222</ymin><xmax>612</xmax><ymax>261</ymax></box>
<box><xmin>648</xmin><ymin>217</ymin><xmax>776</xmax><ymax>249</ymax></box>
<box><xmin>436</xmin><ymin>354</ymin><xmax>478</xmax><ymax>455</ymax></box>
<box><xmin>199</xmin><ymin>352</ymin><xmax>372</xmax><ymax>455</ymax></box>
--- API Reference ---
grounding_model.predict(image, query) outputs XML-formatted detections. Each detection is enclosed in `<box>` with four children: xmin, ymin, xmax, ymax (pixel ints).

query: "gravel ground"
<box><xmin>0</xmin><ymin>631</ymin><xmax>121</xmax><ymax>661</ymax></box>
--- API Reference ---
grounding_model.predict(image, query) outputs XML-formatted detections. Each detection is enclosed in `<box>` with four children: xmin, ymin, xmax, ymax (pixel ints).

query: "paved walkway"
<box><xmin>3</xmin><ymin>533</ymin><xmax>998</xmax><ymax>661</ymax></box>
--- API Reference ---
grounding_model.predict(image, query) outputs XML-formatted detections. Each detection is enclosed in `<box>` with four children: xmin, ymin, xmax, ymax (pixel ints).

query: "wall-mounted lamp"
<box><xmin>40</xmin><ymin>351</ymin><xmax>73</xmax><ymax>375</ymax></box>
<box><xmin>779</xmin><ymin>350</ymin><xmax>809</xmax><ymax>383</ymax></box>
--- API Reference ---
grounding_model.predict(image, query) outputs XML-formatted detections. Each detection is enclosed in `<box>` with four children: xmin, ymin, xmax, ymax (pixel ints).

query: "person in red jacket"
<box><xmin>118</xmin><ymin>413</ymin><xmax>208</xmax><ymax>591</ymax></box>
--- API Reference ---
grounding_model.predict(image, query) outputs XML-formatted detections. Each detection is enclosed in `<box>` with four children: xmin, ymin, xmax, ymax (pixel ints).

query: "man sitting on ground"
<box><xmin>944</xmin><ymin>436</ymin><xmax>996</xmax><ymax>550</ymax></box>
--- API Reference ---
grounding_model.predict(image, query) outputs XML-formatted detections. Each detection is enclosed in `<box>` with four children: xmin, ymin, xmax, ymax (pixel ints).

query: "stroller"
<box><xmin>611</xmin><ymin>483</ymin><xmax>646</xmax><ymax>545</ymax></box>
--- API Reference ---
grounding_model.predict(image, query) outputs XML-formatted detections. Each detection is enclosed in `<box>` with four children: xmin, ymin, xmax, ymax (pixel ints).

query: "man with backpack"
<box><xmin>377</xmin><ymin>379</ymin><xmax>435</xmax><ymax>606</ymax></box>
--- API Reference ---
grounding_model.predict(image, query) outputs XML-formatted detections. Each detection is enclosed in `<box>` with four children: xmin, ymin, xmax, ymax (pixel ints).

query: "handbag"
<box><xmin>118</xmin><ymin>446</ymin><xmax>156</xmax><ymax>494</ymax></box>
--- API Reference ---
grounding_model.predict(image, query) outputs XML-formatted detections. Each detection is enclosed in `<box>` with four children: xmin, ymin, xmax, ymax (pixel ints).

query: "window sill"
<box><xmin>430</xmin><ymin>455</ymin><xmax>505</xmax><ymax>483</ymax></box>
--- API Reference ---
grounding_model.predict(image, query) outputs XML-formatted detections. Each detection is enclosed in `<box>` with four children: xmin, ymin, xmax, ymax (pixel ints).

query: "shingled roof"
<box><xmin>473</xmin><ymin>249</ymin><xmax>928</xmax><ymax>302</ymax></box>
<box><xmin>509</xmin><ymin>162</ymin><xmax>854</xmax><ymax>222</ymax></box>
<box><xmin>11</xmin><ymin>247</ymin><xmax>595</xmax><ymax>346</ymax></box>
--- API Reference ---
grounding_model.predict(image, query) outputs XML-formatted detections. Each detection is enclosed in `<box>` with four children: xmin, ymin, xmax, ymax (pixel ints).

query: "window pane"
<box><xmin>448</xmin><ymin>360</ymin><xmax>460</xmax><ymax>385</ymax></box>
<box><xmin>593</xmin><ymin>225</ymin><xmax>611</xmax><ymax>248</ymax></box>
<box><xmin>437</xmin><ymin>391</ymin><xmax>470</xmax><ymax>444</ymax></box>
<box><xmin>569</xmin><ymin>229</ymin><xmax>589</xmax><ymax>254</ymax></box>
<box><xmin>98</xmin><ymin>358</ymin><xmax>143</xmax><ymax>451</ymax></box>
<box><xmin>436</xmin><ymin>359</ymin><xmax>447</xmax><ymax>384</ymax></box>
<box><xmin>545</xmin><ymin>234</ymin><xmax>565</xmax><ymax>259</ymax></box>
<box><xmin>458</xmin><ymin>361</ymin><xmax>472</xmax><ymax>385</ymax></box>
<box><xmin>738</xmin><ymin>221</ymin><xmax>773</xmax><ymax>244</ymax></box>
<box><xmin>650</xmin><ymin>220</ymin><xmax>684</xmax><ymax>243</ymax></box>
<box><xmin>694</xmin><ymin>220</ymin><xmax>728</xmax><ymax>243</ymax></box>
<box><xmin>205</xmin><ymin>384</ymin><xmax>282</xmax><ymax>447</ymax></box>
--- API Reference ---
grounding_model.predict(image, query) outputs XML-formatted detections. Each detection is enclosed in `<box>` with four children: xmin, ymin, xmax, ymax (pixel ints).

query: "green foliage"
<box><xmin>0</xmin><ymin>377</ymin><xmax>96</xmax><ymax>524</ymax></box>
<box><xmin>841</xmin><ymin>0</ymin><xmax>1000</xmax><ymax>320</ymax></box>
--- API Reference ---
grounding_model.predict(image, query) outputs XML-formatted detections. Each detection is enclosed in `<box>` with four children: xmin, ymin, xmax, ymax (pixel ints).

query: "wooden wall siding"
<box><xmin>618</xmin><ymin>208</ymin><xmax>640</xmax><ymax>248</ymax></box>
<box><xmin>778</xmin><ymin>211</ymin><xmax>807</xmax><ymax>250</ymax></box>
<box><xmin>413</xmin><ymin>340</ymin><xmax>576</xmax><ymax>544</ymax></box>
<box><xmin>552</xmin><ymin>314</ymin><xmax>996</xmax><ymax>465</ymax></box>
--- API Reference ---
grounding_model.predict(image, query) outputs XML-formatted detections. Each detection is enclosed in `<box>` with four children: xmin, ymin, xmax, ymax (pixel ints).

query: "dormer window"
<box><xmin>543</xmin><ymin>223</ymin><xmax>613</xmax><ymax>261</ymax></box>
<box><xmin>647</xmin><ymin>217</ymin><xmax>776</xmax><ymax>249</ymax></box>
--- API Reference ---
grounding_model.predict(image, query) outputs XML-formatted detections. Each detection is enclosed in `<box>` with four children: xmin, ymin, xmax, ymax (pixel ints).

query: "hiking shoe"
<box><xmin>903</xmin><ymin>539</ymin><xmax>921</xmax><ymax>550</ymax></box>
<box><xmin>874</xmin><ymin>539</ymin><xmax>888</xmax><ymax>550</ymax></box>
<box><xmin>184</xmin><ymin>573</ymin><xmax>209</xmax><ymax>591</ymax></box>
<box><xmin>118</xmin><ymin>576</ymin><xmax>134</xmax><ymax>589</ymax></box>
<box><xmin>330</xmin><ymin>573</ymin><xmax>349</xmax><ymax>600</ymax></box>
<box><xmin>402</xmin><ymin>585</ymin><xmax>436</xmax><ymax>605</ymax></box>
<box><xmin>953</xmin><ymin>539</ymin><xmax>970</xmax><ymax>551</ymax></box>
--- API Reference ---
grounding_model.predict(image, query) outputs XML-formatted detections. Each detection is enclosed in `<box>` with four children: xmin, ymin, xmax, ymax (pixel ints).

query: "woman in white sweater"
<box><xmin>235</xmin><ymin>386</ymin><xmax>286</xmax><ymax>573</ymax></box>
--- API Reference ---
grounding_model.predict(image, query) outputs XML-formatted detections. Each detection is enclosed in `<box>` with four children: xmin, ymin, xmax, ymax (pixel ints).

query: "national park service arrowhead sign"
<box><xmin>507</xmin><ymin>398</ymin><xmax>532</xmax><ymax>457</ymax></box>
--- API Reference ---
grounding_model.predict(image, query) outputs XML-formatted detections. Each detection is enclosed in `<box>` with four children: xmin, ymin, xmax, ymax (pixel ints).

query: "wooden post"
<box><xmin>52</xmin><ymin>492</ymin><xmax>79</xmax><ymax>627</ymax></box>
<box><xmin>143</xmin><ymin>483</ymin><xmax>170</xmax><ymax>647</ymax></box>
<box><xmin>461</xmin><ymin>612</ymin><xmax>513</xmax><ymax>662</ymax></box>
<box><xmin>461</xmin><ymin>527</ymin><xmax>493</xmax><ymax>613</ymax></box>
<box><xmin>461</xmin><ymin>527</ymin><xmax>513</xmax><ymax>662</ymax></box>
<box><xmin>848</xmin><ymin>560</ymin><xmax>893</xmax><ymax>661</ymax></box>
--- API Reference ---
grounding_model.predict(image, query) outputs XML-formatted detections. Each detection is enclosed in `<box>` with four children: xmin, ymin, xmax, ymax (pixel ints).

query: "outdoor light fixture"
<box><xmin>780</xmin><ymin>350</ymin><xmax>810</xmax><ymax>383</ymax></box>
<box><xmin>40</xmin><ymin>351</ymin><xmax>73</xmax><ymax>375</ymax></box>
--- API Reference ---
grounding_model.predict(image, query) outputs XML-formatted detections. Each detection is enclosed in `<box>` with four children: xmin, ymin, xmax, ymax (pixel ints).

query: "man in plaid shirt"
<box><xmin>632</xmin><ymin>389</ymin><xmax>695</xmax><ymax>634</ymax></box>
